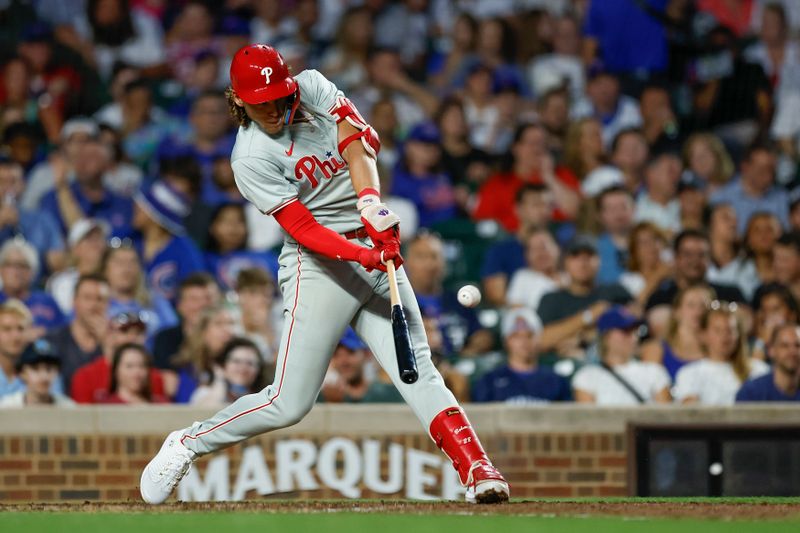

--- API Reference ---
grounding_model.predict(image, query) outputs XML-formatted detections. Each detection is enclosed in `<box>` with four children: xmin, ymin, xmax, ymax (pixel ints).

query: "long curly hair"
<box><xmin>225</xmin><ymin>87</ymin><xmax>251</xmax><ymax>128</ymax></box>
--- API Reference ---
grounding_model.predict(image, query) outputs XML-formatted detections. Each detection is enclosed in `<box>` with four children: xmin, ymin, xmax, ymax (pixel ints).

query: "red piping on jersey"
<box><xmin>181</xmin><ymin>244</ymin><xmax>303</xmax><ymax>446</ymax></box>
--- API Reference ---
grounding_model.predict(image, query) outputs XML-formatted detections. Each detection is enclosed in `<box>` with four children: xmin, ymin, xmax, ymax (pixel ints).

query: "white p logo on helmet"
<box><xmin>261</xmin><ymin>66</ymin><xmax>273</xmax><ymax>84</ymax></box>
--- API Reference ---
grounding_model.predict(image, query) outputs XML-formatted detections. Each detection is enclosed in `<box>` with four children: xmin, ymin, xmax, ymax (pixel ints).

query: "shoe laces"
<box><xmin>466</xmin><ymin>459</ymin><xmax>492</xmax><ymax>487</ymax></box>
<box><xmin>159</xmin><ymin>445</ymin><xmax>195</xmax><ymax>489</ymax></box>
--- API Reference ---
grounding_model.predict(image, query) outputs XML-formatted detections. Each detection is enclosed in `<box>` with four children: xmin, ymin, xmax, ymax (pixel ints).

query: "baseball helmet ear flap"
<box><xmin>284</xmin><ymin>85</ymin><xmax>301</xmax><ymax>125</ymax></box>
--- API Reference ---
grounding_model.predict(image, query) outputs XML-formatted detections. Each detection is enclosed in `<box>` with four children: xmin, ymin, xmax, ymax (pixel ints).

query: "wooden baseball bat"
<box><xmin>386</xmin><ymin>259</ymin><xmax>418</xmax><ymax>384</ymax></box>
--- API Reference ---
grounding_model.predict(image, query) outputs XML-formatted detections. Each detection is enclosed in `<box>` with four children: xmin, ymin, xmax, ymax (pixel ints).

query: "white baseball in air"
<box><xmin>457</xmin><ymin>285</ymin><xmax>482</xmax><ymax>308</ymax></box>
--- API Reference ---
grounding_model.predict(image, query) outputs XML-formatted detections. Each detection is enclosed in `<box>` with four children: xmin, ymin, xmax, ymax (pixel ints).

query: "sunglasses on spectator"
<box><xmin>109</xmin><ymin>237</ymin><xmax>135</xmax><ymax>249</ymax></box>
<box><xmin>111</xmin><ymin>311</ymin><xmax>147</xmax><ymax>331</ymax></box>
<box><xmin>709</xmin><ymin>300</ymin><xmax>738</xmax><ymax>313</ymax></box>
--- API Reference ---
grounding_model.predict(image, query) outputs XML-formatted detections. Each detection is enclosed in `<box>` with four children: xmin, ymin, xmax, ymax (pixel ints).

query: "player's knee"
<box><xmin>278</xmin><ymin>399</ymin><xmax>314</xmax><ymax>427</ymax></box>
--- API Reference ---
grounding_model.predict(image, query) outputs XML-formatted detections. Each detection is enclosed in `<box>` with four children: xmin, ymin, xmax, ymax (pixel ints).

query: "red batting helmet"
<box><xmin>230</xmin><ymin>44</ymin><xmax>300</xmax><ymax>124</ymax></box>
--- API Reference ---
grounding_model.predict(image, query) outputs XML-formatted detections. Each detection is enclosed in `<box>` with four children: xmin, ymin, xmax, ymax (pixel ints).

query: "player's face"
<box><xmin>242</xmin><ymin>97</ymin><xmax>288</xmax><ymax>135</ymax></box>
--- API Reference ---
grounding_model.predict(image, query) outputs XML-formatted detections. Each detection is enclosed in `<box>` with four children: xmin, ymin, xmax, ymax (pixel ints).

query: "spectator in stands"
<box><xmin>132</xmin><ymin>180</ymin><xmax>204</xmax><ymax>303</ymax></box>
<box><xmin>1</xmin><ymin>122</ymin><xmax>41</xmax><ymax>174</ymax></box>
<box><xmin>46</xmin><ymin>274</ymin><xmax>108</xmax><ymax>388</ymax></box>
<box><xmin>158</xmin><ymin>156</ymin><xmax>213</xmax><ymax>249</ymax></box>
<box><xmin>0</xmin><ymin>300</ymin><xmax>50</xmax><ymax>398</ymax></box>
<box><xmin>472</xmin><ymin>308</ymin><xmax>570</xmax><ymax>404</ymax></box>
<box><xmin>674</xmin><ymin>300</ymin><xmax>770</xmax><ymax>405</ymax></box>
<box><xmin>0</xmin><ymin>339</ymin><xmax>74</xmax><ymax>407</ymax></box>
<box><xmin>705</xmin><ymin>204</ymin><xmax>756</xmax><ymax>300</ymax></box>
<box><xmin>573</xmin><ymin>307</ymin><xmax>671</xmax><ymax>405</ymax></box>
<box><xmin>572</xmin><ymin>68</ymin><xmax>643</xmax><ymax>148</ymax></box>
<box><xmin>646</xmin><ymin>230</ymin><xmax>746</xmax><ymax>337</ymax></box>
<box><xmin>582</xmin><ymin>0</ymin><xmax>668</xmax><ymax>79</ymax></box>
<box><xmin>474</xmin><ymin>123</ymin><xmax>580</xmax><ymax>233</ymax></box>
<box><xmin>750</xmin><ymin>283</ymin><xmax>799</xmax><ymax>361</ymax></box>
<box><xmin>480</xmin><ymin>184</ymin><xmax>554</xmax><ymax>307</ymax></box>
<box><xmin>619</xmin><ymin>222</ymin><xmax>672</xmax><ymax>306</ymax></box>
<box><xmin>639</xmin><ymin>84</ymin><xmax>682</xmax><ymax>153</ymax></box>
<box><xmin>428</xmin><ymin>13</ymin><xmax>479</xmax><ymax>93</ymax></box>
<box><xmin>682</xmin><ymin>133</ymin><xmax>735</xmax><ymax>193</ymax></box>
<box><xmin>737</xmin><ymin>323</ymin><xmax>800</xmax><ymax>402</ymax></box>
<box><xmin>71</xmin><ymin>311</ymin><xmax>164</xmax><ymax>403</ymax></box>
<box><xmin>691</xmin><ymin>26</ymin><xmax>772</xmax><ymax>150</ymax></box>
<box><xmin>47</xmin><ymin>218</ymin><xmax>108</xmax><ymax>314</ymax></box>
<box><xmin>677</xmin><ymin>171</ymin><xmax>708</xmax><ymax>231</ymax></box>
<box><xmin>0</xmin><ymin>54</ymin><xmax>62</xmax><ymax>144</ymax></box>
<box><xmin>743</xmin><ymin>212</ymin><xmax>782</xmax><ymax>291</ymax></box>
<box><xmin>527</xmin><ymin>15</ymin><xmax>584</xmax><ymax>101</ymax></box>
<box><xmin>507</xmin><ymin>229</ymin><xmax>564</xmax><ymax>312</ymax></box>
<box><xmin>697</xmin><ymin>0</ymin><xmax>757</xmax><ymax>37</ymax></box>
<box><xmin>101</xmin><ymin>242</ymin><xmax>177</xmax><ymax>341</ymax></box>
<box><xmin>538</xmin><ymin>236</ymin><xmax>632</xmax><ymax>363</ymax></box>
<box><xmin>642</xmin><ymin>284</ymin><xmax>715</xmax><ymax>380</ymax></box>
<box><xmin>771</xmin><ymin>232</ymin><xmax>800</xmax><ymax>302</ymax></box>
<box><xmin>634</xmin><ymin>151</ymin><xmax>682</xmax><ymax>235</ymax></box>
<box><xmin>207</xmin><ymin>157</ymin><xmax>244</xmax><ymax>205</ymax></box>
<box><xmin>596</xmin><ymin>186</ymin><xmax>636</xmax><ymax>285</ymax></box>
<box><xmin>404</xmin><ymin>232</ymin><xmax>492</xmax><ymax>356</ymax></box>
<box><xmin>319</xmin><ymin>6</ymin><xmax>373</xmax><ymax>95</ymax></box>
<box><xmin>563</xmin><ymin>117</ymin><xmax>606</xmax><ymax>181</ymax></box>
<box><xmin>92</xmin><ymin>63</ymin><xmax>141</xmax><ymax>130</ymax></box>
<box><xmin>21</xmin><ymin>117</ymin><xmax>97</xmax><ymax>212</ymax></box>
<box><xmin>537</xmin><ymin>87</ymin><xmax>570</xmax><ymax>159</ymax></box>
<box><xmin>39</xmin><ymin>136</ymin><xmax>133</xmax><ymax>238</ymax></box>
<box><xmin>97</xmin><ymin>123</ymin><xmax>143</xmax><ymax>197</ymax></box>
<box><xmin>435</xmin><ymin>97</ymin><xmax>493</xmax><ymax>214</ymax></box>
<box><xmin>204</xmin><ymin>203</ymin><xmax>279</xmax><ymax>291</ymax></box>
<box><xmin>118</xmin><ymin>78</ymin><xmax>177</xmax><ymax>171</ymax></box>
<box><xmin>102</xmin><ymin>343</ymin><xmax>166</xmax><ymax>404</ymax></box>
<box><xmin>190</xmin><ymin>337</ymin><xmax>268</xmax><ymax>407</ymax></box>
<box><xmin>320</xmin><ymin>329</ymin><xmax>373</xmax><ymax>403</ymax></box>
<box><xmin>350</xmin><ymin>47</ymin><xmax>436</xmax><ymax>131</ymax></box>
<box><xmin>170</xmin><ymin>303</ymin><xmax>239</xmax><ymax>403</ymax></box>
<box><xmin>60</xmin><ymin>0</ymin><xmax>165</xmax><ymax>80</ymax></box>
<box><xmin>745</xmin><ymin>2</ymin><xmax>797</xmax><ymax>90</ymax></box>
<box><xmin>235</xmin><ymin>269</ymin><xmax>280</xmax><ymax>366</ymax></box>
<box><xmin>157</xmin><ymin>90</ymin><xmax>235</xmax><ymax>204</ymax></box>
<box><xmin>711</xmin><ymin>144</ymin><xmax>789</xmax><ymax>235</ymax></box>
<box><xmin>610</xmin><ymin>128</ymin><xmax>649</xmax><ymax>194</ymax></box>
<box><xmin>390</xmin><ymin>121</ymin><xmax>456</xmax><ymax>228</ymax></box>
<box><xmin>152</xmin><ymin>273</ymin><xmax>219</xmax><ymax>371</ymax></box>
<box><xmin>164</xmin><ymin>2</ymin><xmax>218</xmax><ymax>87</ymax></box>
<box><xmin>0</xmin><ymin>239</ymin><xmax>64</xmax><ymax>336</ymax></box>
<box><xmin>0</xmin><ymin>159</ymin><xmax>65</xmax><ymax>274</ymax></box>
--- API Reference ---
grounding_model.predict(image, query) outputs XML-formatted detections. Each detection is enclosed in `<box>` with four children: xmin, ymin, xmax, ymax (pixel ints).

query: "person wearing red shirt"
<box><xmin>103</xmin><ymin>343</ymin><xmax>169</xmax><ymax>404</ymax></box>
<box><xmin>472</xmin><ymin>123</ymin><xmax>580</xmax><ymax>233</ymax></box>
<box><xmin>70</xmin><ymin>311</ymin><xmax>164</xmax><ymax>403</ymax></box>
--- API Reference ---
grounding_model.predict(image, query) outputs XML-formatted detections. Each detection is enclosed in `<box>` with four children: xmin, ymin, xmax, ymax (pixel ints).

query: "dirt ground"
<box><xmin>2</xmin><ymin>500</ymin><xmax>800</xmax><ymax>520</ymax></box>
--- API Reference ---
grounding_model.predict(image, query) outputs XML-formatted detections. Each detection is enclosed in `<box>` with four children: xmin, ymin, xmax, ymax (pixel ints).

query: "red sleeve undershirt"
<box><xmin>272</xmin><ymin>199</ymin><xmax>363</xmax><ymax>262</ymax></box>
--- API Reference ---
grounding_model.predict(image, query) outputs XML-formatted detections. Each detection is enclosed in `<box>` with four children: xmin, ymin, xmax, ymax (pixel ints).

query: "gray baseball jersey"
<box><xmin>231</xmin><ymin>69</ymin><xmax>361</xmax><ymax>233</ymax></box>
<box><xmin>180</xmin><ymin>70</ymin><xmax>459</xmax><ymax>457</ymax></box>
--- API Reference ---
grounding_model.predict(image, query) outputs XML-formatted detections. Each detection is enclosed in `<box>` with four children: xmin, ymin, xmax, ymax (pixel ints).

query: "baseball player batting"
<box><xmin>139</xmin><ymin>44</ymin><xmax>509</xmax><ymax>504</ymax></box>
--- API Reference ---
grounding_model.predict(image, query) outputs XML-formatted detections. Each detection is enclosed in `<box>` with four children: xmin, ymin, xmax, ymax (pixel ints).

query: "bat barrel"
<box><xmin>391</xmin><ymin>304</ymin><xmax>418</xmax><ymax>384</ymax></box>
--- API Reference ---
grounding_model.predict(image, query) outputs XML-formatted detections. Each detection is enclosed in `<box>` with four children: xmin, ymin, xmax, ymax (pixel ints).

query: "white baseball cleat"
<box><xmin>464</xmin><ymin>461</ymin><xmax>510</xmax><ymax>504</ymax></box>
<box><xmin>140</xmin><ymin>429</ymin><xmax>197</xmax><ymax>504</ymax></box>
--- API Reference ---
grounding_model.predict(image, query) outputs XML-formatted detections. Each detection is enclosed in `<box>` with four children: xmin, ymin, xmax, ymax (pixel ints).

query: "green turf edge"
<box><xmin>2</xmin><ymin>512</ymin><xmax>800</xmax><ymax>533</ymax></box>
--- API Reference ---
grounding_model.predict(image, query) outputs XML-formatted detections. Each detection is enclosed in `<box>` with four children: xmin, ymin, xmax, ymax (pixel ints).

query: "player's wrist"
<box><xmin>356</xmin><ymin>188</ymin><xmax>381</xmax><ymax>212</ymax></box>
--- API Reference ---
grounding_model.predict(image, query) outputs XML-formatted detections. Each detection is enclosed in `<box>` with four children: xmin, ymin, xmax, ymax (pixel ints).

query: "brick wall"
<box><xmin>2</xmin><ymin>405</ymin><xmax>796</xmax><ymax>503</ymax></box>
<box><xmin>0</xmin><ymin>431</ymin><xmax>627</xmax><ymax>502</ymax></box>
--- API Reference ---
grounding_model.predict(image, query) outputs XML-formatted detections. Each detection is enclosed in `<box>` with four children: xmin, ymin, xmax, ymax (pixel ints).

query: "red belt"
<box><xmin>342</xmin><ymin>227</ymin><xmax>369</xmax><ymax>240</ymax></box>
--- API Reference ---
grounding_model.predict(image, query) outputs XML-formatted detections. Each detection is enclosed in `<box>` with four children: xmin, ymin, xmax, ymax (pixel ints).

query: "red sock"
<box><xmin>429</xmin><ymin>406</ymin><xmax>490</xmax><ymax>485</ymax></box>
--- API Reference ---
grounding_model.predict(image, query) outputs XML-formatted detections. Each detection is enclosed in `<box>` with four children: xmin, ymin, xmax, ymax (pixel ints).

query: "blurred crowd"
<box><xmin>0</xmin><ymin>0</ymin><xmax>799</xmax><ymax>409</ymax></box>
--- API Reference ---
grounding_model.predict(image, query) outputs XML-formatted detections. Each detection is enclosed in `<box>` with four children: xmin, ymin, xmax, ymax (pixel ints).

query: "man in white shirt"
<box><xmin>573</xmin><ymin>307</ymin><xmax>671</xmax><ymax>405</ymax></box>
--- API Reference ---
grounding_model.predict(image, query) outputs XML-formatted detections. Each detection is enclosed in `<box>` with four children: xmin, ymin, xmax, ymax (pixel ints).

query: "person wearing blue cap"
<box><xmin>319</xmin><ymin>328</ymin><xmax>372</xmax><ymax>403</ymax></box>
<box><xmin>390</xmin><ymin>121</ymin><xmax>457</xmax><ymax>228</ymax></box>
<box><xmin>133</xmin><ymin>180</ymin><xmax>205</xmax><ymax>303</ymax></box>
<box><xmin>572</xmin><ymin>306</ymin><xmax>671</xmax><ymax>405</ymax></box>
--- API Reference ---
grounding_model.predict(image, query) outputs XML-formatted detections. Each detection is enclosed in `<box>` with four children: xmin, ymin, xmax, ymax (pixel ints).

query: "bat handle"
<box><xmin>386</xmin><ymin>259</ymin><xmax>401</xmax><ymax>307</ymax></box>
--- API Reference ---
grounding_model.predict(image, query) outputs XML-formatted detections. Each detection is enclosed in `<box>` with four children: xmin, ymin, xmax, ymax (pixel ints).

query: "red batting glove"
<box><xmin>356</xmin><ymin>243</ymin><xmax>403</xmax><ymax>273</ymax></box>
<box><xmin>361</xmin><ymin>215</ymin><xmax>401</xmax><ymax>249</ymax></box>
